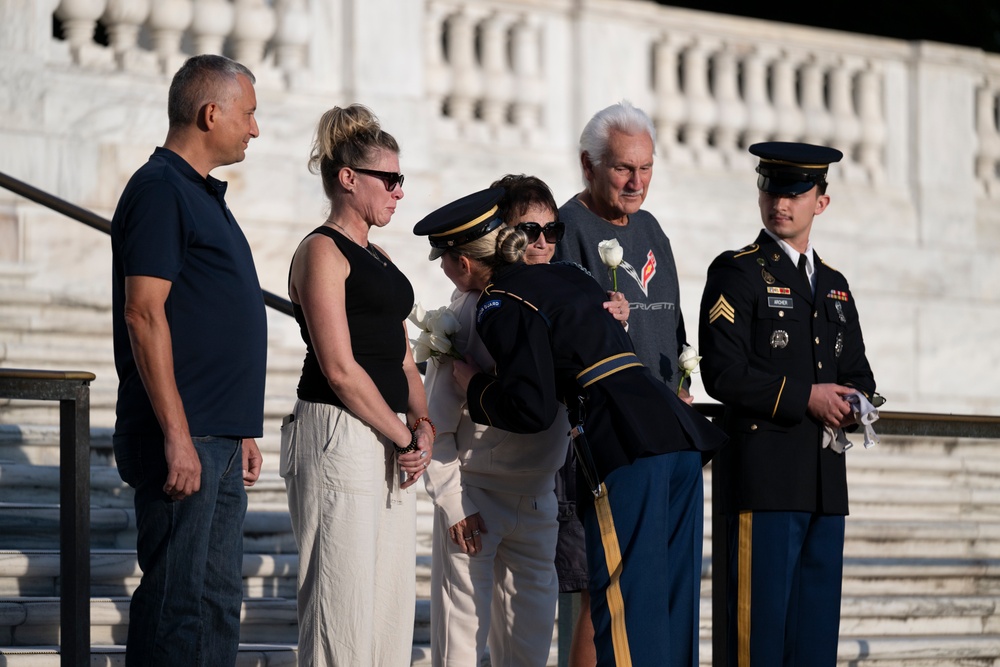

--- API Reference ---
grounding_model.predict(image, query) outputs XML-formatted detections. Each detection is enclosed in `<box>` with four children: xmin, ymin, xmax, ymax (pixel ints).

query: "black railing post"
<box><xmin>60</xmin><ymin>384</ymin><xmax>91</xmax><ymax>667</ymax></box>
<box><xmin>0</xmin><ymin>369</ymin><xmax>95</xmax><ymax>667</ymax></box>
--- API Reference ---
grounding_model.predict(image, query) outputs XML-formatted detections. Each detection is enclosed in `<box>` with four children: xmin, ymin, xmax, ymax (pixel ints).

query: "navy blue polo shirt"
<box><xmin>111</xmin><ymin>147</ymin><xmax>267</xmax><ymax>438</ymax></box>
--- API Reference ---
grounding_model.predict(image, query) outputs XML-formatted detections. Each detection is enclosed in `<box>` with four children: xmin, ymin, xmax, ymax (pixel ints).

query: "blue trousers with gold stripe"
<box><xmin>582</xmin><ymin>451</ymin><xmax>703</xmax><ymax>667</ymax></box>
<box><xmin>726</xmin><ymin>511</ymin><xmax>844</xmax><ymax>667</ymax></box>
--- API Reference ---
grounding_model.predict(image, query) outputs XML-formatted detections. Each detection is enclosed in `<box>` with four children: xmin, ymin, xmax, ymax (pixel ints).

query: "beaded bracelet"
<box><xmin>394</xmin><ymin>430</ymin><xmax>419</xmax><ymax>455</ymax></box>
<box><xmin>411</xmin><ymin>416</ymin><xmax>437</xmax><ymax>440</ymax></box>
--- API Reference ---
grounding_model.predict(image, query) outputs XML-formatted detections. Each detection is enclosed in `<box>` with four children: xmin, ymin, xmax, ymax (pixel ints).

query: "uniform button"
<box><xmin>778</xmin><ymin>311</ymin><xmax>785</xmax><ymax>318</ymax></box>
<box><xmin>750</xmin><ymin>424</ymin><xmax>758</xmax><ymax>431</ymax></box>
<box><xmin>815</xmin><ymin>337</ymin><xmax>820</xmax><ymax>345</ymax></box>
<box><xmin>813</xmin><ymin>311</ymin><xmax>818</xmax><ymax>318</ymax></box>
<box><xmin>818</xmin><ymin>361</ymin><xmax>823</xmax><ymax>369</ymax></box>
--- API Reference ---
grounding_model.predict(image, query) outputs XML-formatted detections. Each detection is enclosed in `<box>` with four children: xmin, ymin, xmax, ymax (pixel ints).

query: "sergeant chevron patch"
<box><xmin>709</xmin><ymin>295</ymin><xmax>735</xmax><ymax>325</ymax></box>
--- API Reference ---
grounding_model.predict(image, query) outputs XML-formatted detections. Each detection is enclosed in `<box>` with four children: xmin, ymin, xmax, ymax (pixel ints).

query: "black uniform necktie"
<box><xmin>797</xmin><ymin>253</ymin><xmax>811</xmax><ymax>293</ymax></box>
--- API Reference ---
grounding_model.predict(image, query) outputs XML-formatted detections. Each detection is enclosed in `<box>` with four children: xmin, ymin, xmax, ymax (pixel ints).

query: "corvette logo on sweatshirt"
<box><xmin>620</xmin><ymin>250</ymin><xmax>657</xmax><ymax>297</ymax></box>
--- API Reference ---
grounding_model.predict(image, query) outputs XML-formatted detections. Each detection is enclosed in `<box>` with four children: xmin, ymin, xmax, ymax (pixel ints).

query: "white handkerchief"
<box><xmin>821</xmin><ymin>391</ymin><xmax>880</xmax><ymax>454</ymax></box>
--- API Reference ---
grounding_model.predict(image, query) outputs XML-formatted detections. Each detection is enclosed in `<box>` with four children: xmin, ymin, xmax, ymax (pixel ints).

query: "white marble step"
<box><xmin>0</xmin><ymin>550</ymin><xmax>299</xmax><ymax>599</ymax></box>
<box><xmin>0</xmin><ymin>644</ymin><xmax>298</xmax><ymax>666</ymax></box>
<box><xmin>0</xmin><ymin>597</ymin><xmax>299</xmax><ymax>645</ymax></box>
<box><xmin>13</xmin><ymin>634</ymin><xmax>994</xmax><ymax>667</ymax></box>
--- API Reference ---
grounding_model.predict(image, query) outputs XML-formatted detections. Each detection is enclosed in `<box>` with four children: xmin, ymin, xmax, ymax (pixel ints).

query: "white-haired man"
<box><xmin>553</xmin><ymin>101</ymin><xmax>700</xmax><ymax>667</ymax></box>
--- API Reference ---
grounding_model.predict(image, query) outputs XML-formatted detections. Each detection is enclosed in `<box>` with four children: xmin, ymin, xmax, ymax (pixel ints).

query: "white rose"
<box><xmin>678</xmin><ymin>345</ymin><xmax>702</xmax><ymax>373</ymax></box>
<box><xmin>432</xmin><ymin>308</ymin><xmax>461</xmax><ymax>336</ymax></box>
<box><xmin>408</xmin><ymin>302</ymin><xmax>428</xmax><ymax>328</ymax></box>
<box><xmin>598</xmin><ymin>239</ymin><xmax>624</xmax><ymax>269</ymax></box>
<box><xmin>412</xmin><ymin>334</ymin><xmax>432</xmax><ymax>363</ymax></box>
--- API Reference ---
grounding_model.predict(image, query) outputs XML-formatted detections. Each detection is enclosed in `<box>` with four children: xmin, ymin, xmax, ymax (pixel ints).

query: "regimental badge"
<box><xmin>827</xmin><ymin>290</ymin><xmax>849</xmax><ymax>302</ymax></box>
<box><xmin>772</xmin><ymin>252</ymin><xmax>781</xmax><ymax>262</ymax></box>
<box><xmin>770</xmin><ymin>330</ymin><xmax>789</xmax><ymax>348</ymax></box>
<box><xmin>767</xmin><ymin>287</ymin><xmax>791</xmax><ymax>295</ymax></box>
<box><xmin>835</xmin><ymin>331</ymin><xmax>844</xmax><ymax>358</ymax></box>
<box><xmin>709</xmin><ymin>294</ymin><xmax>735</xmax><ymax>325</ymax></box>
<box><xmin>761</xmin><ymin>268</ymin><xmax>775</xmax><ymax>285</ymax></box>
<box><xmin>835</xmin><ymin>301</ymin><xmax>846</xmax><ymax>323</ymax></box>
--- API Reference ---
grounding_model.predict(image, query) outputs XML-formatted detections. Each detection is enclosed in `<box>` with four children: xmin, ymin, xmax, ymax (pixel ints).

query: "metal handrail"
<box><xmin>0</xmin><ymin>169</ymin><xmax>294</xmax><ymax>317</ymax></box>
<box><xmin>0</xmin><ymin>368</ymin><xmax>95</xmax><ymax>667</ymax></box>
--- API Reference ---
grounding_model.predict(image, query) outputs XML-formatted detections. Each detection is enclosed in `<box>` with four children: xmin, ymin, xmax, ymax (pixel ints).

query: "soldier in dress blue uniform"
<box><xmin>415</xmin><ymin>188</ymin><xmax>728</xmax><ymax>667</ymax></box>
<box><xmin>698</xmin><ymin>142</ymin><xmax>877</xmax><ymax>667</ymax></box>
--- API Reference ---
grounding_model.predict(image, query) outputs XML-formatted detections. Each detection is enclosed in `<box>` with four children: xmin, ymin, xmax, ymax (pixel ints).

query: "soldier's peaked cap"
<box><xmin>413</xmin><ymin>187</ymin><xmax>506</xmax><ymax>260</ymax></box>
<box><xmin>749</xmin><ymin>142</ymin><xmax>843</xmax><ymax>196</ymax></box>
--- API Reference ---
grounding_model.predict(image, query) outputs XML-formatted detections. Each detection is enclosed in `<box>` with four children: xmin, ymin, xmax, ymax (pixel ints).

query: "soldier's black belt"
<box><xmin>576</xmin><ymin>353</ymin><xmax>642</xmax><ymax>388</ymax></box>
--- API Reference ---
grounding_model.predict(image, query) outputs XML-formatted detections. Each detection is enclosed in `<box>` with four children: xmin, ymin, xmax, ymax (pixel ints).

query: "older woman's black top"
<box><xmin>293</xmin><ymin>226</ymin><xmax>414</xmax><ymax>413</ymax></box>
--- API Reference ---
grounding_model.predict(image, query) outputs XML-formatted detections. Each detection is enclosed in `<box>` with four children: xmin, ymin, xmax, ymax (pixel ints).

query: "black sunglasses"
<box><xmin>517</xmin><ymin>221</ymin><xmax>565</xmax><ymax>244</ymax></box>
<box><xmin>352</xmin><ymin>167</ymin><xmax>404</xmax><ymax>191</ymax></box>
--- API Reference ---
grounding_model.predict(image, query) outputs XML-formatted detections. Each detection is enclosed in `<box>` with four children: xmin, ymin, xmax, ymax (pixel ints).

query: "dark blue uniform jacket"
<box><xmin>467</xmin><ymin>262</ymin><xmax>726</xmax><ymax>488</ymax></box>
<box><xmin>699</xmin><ymin>230</ymin><xmax>876</xmax><ymax>515</ymax></box>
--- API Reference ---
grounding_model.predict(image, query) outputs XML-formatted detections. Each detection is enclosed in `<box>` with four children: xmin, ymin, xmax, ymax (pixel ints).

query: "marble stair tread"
<box><xmin>849</xmin><ymin>484</ymin><xmax>1000</xmax><ymax>506</ymax></box>
<box><xmin>0</xmin><ymin>505</ymin><xmax>296</xmax><ymax>551</ymax></box>
<box><xmin>839</xmin><ymin>595</ymin><xmax>1000</xmax><ymax>634</ymax></box>
<box><xmin>836</xmin><ymin>634</ymin><xmax>1000</xmax><ymax>663</ymax></box>
<box><xmin>850</xmin><ymin>518</ymin><xmax>1000</xmax><ymax>536</ymax></box>
<box><xmin>847</xmin><ymin>452</ymin><xmax>1000</xmax><ymax>476</ymax></box>
<box><xmin>0</xmin><ymin>644</ymin><xmax>298</xmax><ymax>666</ymax></box>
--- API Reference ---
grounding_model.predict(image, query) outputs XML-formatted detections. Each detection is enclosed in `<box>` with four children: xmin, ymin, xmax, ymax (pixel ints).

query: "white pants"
<box><xmin>282</xmin><ymin>400</ymin><xmax>416</xmax><ymax>667</ymax></box>
<box><xmin>431</xmin><ymin>486</ymin><xmax>558</xmax><ymax>667</ymax></box>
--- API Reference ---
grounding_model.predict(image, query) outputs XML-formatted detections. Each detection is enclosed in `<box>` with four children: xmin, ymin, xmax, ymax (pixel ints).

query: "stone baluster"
<box><xmin>771</xmin><ymin>49</ymin><xmax>804</xmax><ymax>141</ymax></box>
<box><xmin>445</xmin><ymin>8</ymin><xmax>481</xmax><ymax>131</ymax></box>
<box><xmin>101</xmin><ymin>0</ymin><xmax>149</xmax><ymax>61</ymax></box>
<box><xmin>975</xmin><ymin>79</ymin><xmax>1000</xmax><ymax>195</ymax></box>
<box><xmin>273</xmin><ymin>0</ymin><xmax>311</xmax><ymax>82</ymax></box>
<box><xmin>147</xmin><ymin>0</ymin><xmax>193</xmax><ymax>74</ymax></box>
<box><xmin>479</xmin><ymin>11</ymin><xmax>511</xmax><ymax>135</ymax></box>
<box><xmin>54</xmin><ymin>0</ymin><xmax>110</xmax><ymax>64</ymax></box>
<box><xmin>742</xmin><ymin>46</ymin><xmax>775</xmax><ymax>146</ymax></box>
<box><xmin>856</xmin><ymin>60</ymin><xmax>886</xmax><ymax>184</ymax></box>
<box><xmin>652</xmin><ymin>33</ymin><xmax>686</xmax><ymax>159</ymax></box>
<box><xmin>424</xmin><ymin>2</ymin><xmax>452</xmax><ymax>123</ymax></box>
<box><xmin>510</xmin><ymin>15</ymin><xmax>543</xmax><ymax>139</ymax></box>
<box><xmin>231</xmin><ymin>0</ymin><xmax>276</xmax><ymax>69</ymax></box>
<box><xmin>712</xmin><ymin>40</ymin><xmax>746</xmax><ymax>164</ymax></box>
<box><xmin>829</xmin><ymin>57</ymin><xmax>862</xmax><ymax>172</ymax></box>
<box><xmin>800</xmin><ymin>56</ymin><xmax>832</xmax><ymax>146</ymax></box>
<box><xmin>682</xmin><ymin>37</ymin><xmax>717</xmax><ymax>163</ymax></box>
<box><xmin>190</xmin><ymin>0</ymin><xmax>234</xmax><ymax>56</ymax></box>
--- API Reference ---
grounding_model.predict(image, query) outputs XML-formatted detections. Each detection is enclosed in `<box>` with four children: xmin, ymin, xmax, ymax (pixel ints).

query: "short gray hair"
<box><xmin>168</xmin><ymin>55</ymin><xmax>256</xmax><ymax>127</ymax></box>
<box><xmin>579</xmin><ymin>100</ymin><xmax>657</xmax><ymax>169</ymax></box>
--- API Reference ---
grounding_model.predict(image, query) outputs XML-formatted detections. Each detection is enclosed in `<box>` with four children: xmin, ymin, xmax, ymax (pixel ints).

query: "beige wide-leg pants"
<box><xmin>282</xmin><ymin>400</ymin><xmax>416</xmax><ymax>667</ymax></box>
<box><xmin>431</xmin><ymin>485</ymin><xmax>558</xmax><ymax>666</ymax></box>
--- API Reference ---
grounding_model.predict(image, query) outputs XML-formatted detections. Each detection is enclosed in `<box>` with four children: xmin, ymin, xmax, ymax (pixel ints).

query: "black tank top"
<box><xmin>293</xmin><ymin>226</ymin><xmax>414</xmax><ymax>413</ymax></box>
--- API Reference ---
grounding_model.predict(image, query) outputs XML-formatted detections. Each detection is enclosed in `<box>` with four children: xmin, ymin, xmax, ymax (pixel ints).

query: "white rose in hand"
<box><xmin>412</xmin><ymin>331</ymin><xmax>433</xmax><ymax>363</ymax></box>
<box><xmin>411</xmin><ymin>304</ymin><xmax>463</xmax><ymax>363</ymax></box>
<box><xmin>428</xmin><ymin>308</ymin><xmax>460</xmax><ymax>336</ymax></box>
<box><xmin>679</xmin><ymin>345</ymin><xmax>702</xmax><ymax>373</ymax></box>
<box><xmin>598</xmin><ymin>239</ymin><xmax>624</xmax><ymax>269</ymax></box>
<box><xmin>598</xmin><ymin>239</ymin><xmax>624</xmax><ymax>291</ymax></box>
<box><xmin>408</xmin><ymin>302</ymin><xmax>428</xmax><ymax>328</ymax></box>
<box><xmin>677</xmin><ymin>345</ymin><xmax>702</xmax><ymax>395</ymax></box>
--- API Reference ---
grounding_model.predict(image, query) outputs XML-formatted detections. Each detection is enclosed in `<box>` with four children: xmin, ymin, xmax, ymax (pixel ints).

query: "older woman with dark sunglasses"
<box><xmin>281</xmin><ymin>104</ymin><xmax>433</xmax><ymax>666</ymax></box>
<box><xmin>417</xmin><ymin>176</ymin><xmax>625</xmax><ymax>667</ymax></box>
